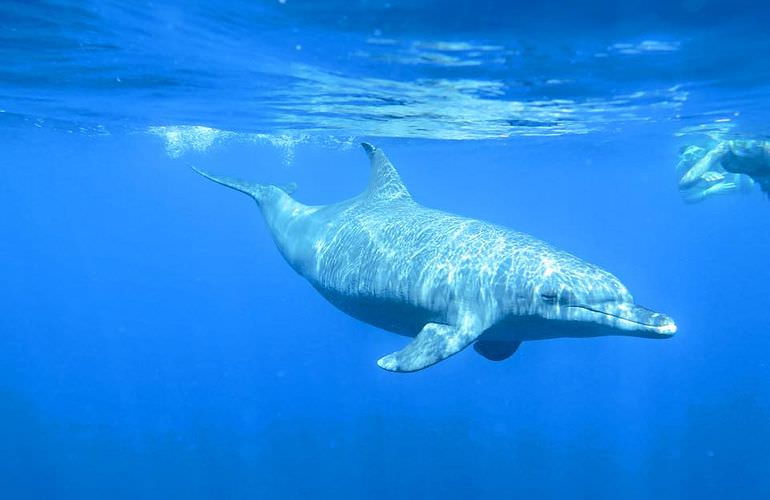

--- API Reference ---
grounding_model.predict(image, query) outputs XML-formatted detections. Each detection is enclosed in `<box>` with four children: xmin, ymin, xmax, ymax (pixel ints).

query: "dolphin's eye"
<box><xmin>541</xmin><ymin>290</ymin><xmax>575</xmax><ymax>305</ymax></box>
<box><xmin>541</xmin><ymin>293</ymin><xmax>557</xmax><ymax>303</ymax></box>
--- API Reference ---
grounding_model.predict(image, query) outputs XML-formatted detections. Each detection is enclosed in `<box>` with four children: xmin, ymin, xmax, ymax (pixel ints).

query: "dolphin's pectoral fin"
<box><xmin>473</xmin><ymin>340</ymin><xmax>521</xmax><ymax>362</ymax></box>
<box><xmin>376</xmin><ymin>321</ymin><xmax>481</xmax><ymax>373</ymax></box>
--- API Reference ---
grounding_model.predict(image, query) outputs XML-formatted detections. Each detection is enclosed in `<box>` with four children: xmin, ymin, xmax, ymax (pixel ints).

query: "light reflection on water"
<box><xmin>0</xmin><ymin>0</ymin><xmax>768</xmax><ymax>144</ymax></box>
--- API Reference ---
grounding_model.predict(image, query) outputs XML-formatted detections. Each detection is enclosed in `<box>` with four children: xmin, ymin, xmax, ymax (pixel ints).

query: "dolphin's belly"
<box><xmin>313</xmin><ymin>285</ymin><xmax>441</xmax><ymax>337</ymax></box>
<box><xmin>482</xmin><ymin>314</ymin><xmax>620</xmax><ymax>341</ymax></box>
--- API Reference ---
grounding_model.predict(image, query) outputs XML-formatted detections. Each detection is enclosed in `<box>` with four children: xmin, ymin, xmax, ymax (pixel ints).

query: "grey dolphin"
<box><xmin>194</xmin><ymin>143</ymin><xmax>676</xmax><ymax>373</ymax></box>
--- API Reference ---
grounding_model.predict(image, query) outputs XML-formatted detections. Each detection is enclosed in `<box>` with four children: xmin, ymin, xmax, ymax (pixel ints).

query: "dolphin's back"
<box><xmin>299</xmin><ymin>196</ymin><xmax>553</xmax><ymax>332</ymax></box>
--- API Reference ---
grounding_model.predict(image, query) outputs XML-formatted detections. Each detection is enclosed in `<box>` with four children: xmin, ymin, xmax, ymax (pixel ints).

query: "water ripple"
<box><xmin>0</xmin><ymin>0</ymin><xmax>768</xmax><ymax>142</ymax></box>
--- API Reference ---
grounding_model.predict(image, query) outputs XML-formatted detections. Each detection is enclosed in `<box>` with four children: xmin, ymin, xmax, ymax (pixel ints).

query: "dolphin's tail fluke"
<box><xmin>191</xmin><ymin>166</ymin><xmax>267</xmax><ymax>202</ymax></box>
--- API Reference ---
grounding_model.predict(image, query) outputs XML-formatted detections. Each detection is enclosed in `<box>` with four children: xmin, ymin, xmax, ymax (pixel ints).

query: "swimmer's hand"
<box><xmin>702</xmin><ymin>171</ymin><xmax>725</xmax><ymax>183</ymax></box>
<box><xmin>679</xmin><ymin>141</ymin><xmax>729</xmax><ymax>189</ymax></box>
<box><xmin>702</xmin><ymin>181</ymin><xmax>737</xmax><ymax>196</ymax></box>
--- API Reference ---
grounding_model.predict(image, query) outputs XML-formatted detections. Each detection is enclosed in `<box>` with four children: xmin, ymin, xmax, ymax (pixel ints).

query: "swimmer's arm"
<box><xmin>683</xmin><ymin>180</ymin><xmax>738</xmax><ymax>203</ymax></box>
<box><xmin>678</xmin><ymin>141</ymin><xmax>729</xmax><ymax>189</ymax></box>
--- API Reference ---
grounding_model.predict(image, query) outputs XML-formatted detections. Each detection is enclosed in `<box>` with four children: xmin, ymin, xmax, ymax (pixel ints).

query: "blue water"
<box><xmin>1</xmin><ymin>1</ymin><xmax>769</xmax><ymax>498</ymax></box>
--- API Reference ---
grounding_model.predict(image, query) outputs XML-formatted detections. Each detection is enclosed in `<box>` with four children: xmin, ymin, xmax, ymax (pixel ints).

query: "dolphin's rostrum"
<box><xmin>194</xmin><ymin>143</ymin><xmax>676</xmax><ymax>373</ymax></box>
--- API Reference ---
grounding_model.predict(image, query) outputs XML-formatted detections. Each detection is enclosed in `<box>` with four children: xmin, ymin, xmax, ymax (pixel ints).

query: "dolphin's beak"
<box><xmin>568</xmin><ymin>303</ymin><xmax>677</xmax><ymax>337</ymax></box>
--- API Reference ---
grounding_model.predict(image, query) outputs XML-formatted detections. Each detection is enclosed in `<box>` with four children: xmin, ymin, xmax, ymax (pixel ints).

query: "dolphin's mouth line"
<box><xmin>567</xmin><ymin>305</ymin><xmax>662</xmax><ymax>328</ymax></box>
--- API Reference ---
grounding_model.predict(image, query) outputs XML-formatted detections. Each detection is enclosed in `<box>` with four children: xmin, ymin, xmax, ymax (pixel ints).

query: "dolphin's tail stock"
<box><xmin>191</xmin><ymin>166</ymin><xmax>268</xmax><ymax>202</ymax></box>
<box><xmin>191</xmin><ymin>166</ymin><xmax>299</xmax><ymax>203</ymax></box>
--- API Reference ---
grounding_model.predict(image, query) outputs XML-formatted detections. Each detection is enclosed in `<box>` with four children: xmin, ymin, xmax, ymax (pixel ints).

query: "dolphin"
<box><xmin>194</xmin><ymin>143</ymin><xmax>676</xmax><ymax>373</ymax></box>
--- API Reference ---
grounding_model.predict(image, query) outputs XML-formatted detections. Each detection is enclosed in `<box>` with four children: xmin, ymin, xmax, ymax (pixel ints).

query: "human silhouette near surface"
<box><xmin>677</xmin><ymin>139</ymin><xmax>770</xmax><ymax>203</ymax></box>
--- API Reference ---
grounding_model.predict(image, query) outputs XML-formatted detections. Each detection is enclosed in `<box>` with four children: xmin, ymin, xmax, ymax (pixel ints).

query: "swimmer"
<box><xmin>677</xmin><ymin>139</ymin><xmax>770</xmax><ymax>203</ymax></box>
<box><xmin>720</xmin><ymin>140</ymin><xmax>770</xmax><ymax>195</ymax></box>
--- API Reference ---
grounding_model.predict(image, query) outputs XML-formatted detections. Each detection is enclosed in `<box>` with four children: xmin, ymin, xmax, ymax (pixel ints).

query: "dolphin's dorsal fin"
<box><xmin>361</xmin><ymin>143</ymin><xmax>412</xmax><ymax>202</ymax></box>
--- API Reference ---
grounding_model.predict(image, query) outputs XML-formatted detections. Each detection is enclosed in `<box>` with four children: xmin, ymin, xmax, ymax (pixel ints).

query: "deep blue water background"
<box><xmin>1</xmin><ymin>1</ymin><xmax>769</xmax><ymax>499</ymax></box>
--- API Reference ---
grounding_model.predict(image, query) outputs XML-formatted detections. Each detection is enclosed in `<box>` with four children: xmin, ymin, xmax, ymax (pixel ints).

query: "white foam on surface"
<box><xmin>148</xmin><ymin>125</ymin><xmax>356</xmax><ymax>163</ymax></box>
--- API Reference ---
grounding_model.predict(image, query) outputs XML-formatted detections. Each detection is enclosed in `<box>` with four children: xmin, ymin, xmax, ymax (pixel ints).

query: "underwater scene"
<box><xmin>1</xmin><ymin>1</ymin><xmax>769</xmax><ymax>498</ymax></box>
